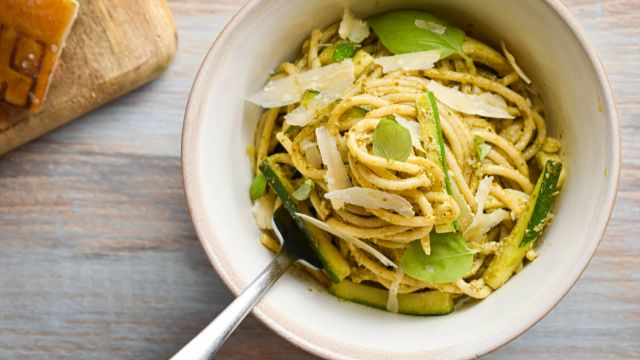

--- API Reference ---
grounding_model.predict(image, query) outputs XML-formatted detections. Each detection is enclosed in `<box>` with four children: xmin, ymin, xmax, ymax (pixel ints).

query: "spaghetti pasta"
<box><xmin>248</xmin><ymin>9</ymin><xmax>564</xmax><ymax>313</ymax></box>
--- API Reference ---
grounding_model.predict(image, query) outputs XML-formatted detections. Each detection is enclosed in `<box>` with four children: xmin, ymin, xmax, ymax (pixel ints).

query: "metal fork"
<box><xmin>171</xmin><ymin>206</ymin><xmax>320</xmax><ymax>360</ymax></box>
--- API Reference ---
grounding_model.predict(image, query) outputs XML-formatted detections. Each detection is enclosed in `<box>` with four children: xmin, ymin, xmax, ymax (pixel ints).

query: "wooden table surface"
<box><xmin>1</xmin><ymin>0</ymin><xmax>638</xmax><ymax>359</ymax></box>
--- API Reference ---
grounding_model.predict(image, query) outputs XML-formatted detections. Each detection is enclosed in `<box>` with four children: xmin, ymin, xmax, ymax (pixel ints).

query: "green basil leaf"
<box><xmin>373</xmin><ymin>116</ymin><xmax>412</xmax><ymax>162</ymax></box>
<box><xmin>249</xmin><ymin>173</ymin><xmax>267</xmax><ymax>201</ymax></box>
<box><xmin>292</xmin><ymin>179</ymin><xmax>314</xmax><ymax>201</ymax></box>
<box><xmin>400</xmin><ymin>232</ymin><xmax>478</xmax><ymax>284</ymax></box>
<box><xmin>368</xmin><ymin>10</ymin><xmax>465</xmax><ymax>59</ymax></box>
<box><xmin>473</xmin><ymin>135</ymin><xmax>491</xmax><ymax>161</ymax></box>
<box><xmin>333</xmin><ymin>40</ymin><xmax>357</xmax><ymax>62</ymax></box>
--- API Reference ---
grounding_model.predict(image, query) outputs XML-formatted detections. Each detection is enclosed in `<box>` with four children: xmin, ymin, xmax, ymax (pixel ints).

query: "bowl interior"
<box><xmin>184</xmin><ymin>0</ymin><xmax>619</xmax><ymax>358</ymax></box>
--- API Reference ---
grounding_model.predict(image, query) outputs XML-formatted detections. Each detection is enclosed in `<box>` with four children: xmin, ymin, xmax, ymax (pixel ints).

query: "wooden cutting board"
<box><xmin>0</xmin><ymin>0</ymin><xmax>177</xmax><ymax>155</ymax></box>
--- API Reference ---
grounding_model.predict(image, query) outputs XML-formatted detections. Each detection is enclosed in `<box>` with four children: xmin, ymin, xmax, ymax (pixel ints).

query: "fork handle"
<box><xmin>171</xmin><ymin>251</ymin><xmax>295</xmax><ymax>360</ymax></box>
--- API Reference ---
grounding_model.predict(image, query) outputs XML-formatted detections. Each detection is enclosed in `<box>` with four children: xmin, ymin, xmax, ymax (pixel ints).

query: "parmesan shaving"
<box><xmin>251</xmin><ymin>193</ymin><xmax>275</xmax><ymax>230</ymax></box>
<box><xmin>374</xmin><ymin>50</ymin><xmax>440</xmax><ymax>73</ymax></box>
<box><xmin>394</xmin><ymin>114</ymin><xmax>425</xmax><ymax>153</ymax></box>
<box><xmin>386</xmin><ymin>268</ymin><xmax>404</xmax><ymax>314</ymax></box>
<box><xmin>315</xmin><ymin>126</ymin><xmax>352</xmax><ymax>209</ymax></box>
<box><xmin>450</xmin><ymin>178</ymin><xmax>474</xmax><ymax>231</ymax></box>
<box><xmin>463</xmin><ymin>176</ymin><xmax>509</xmax><ymax>242</ymax></box>
<box><xmin>300</xmin><ymin>139</ymin><xmax>323</xmax><ymax>168</ymax></box>
<box><xmin>248</xmin><ymin>60</ymin><xmax>355</xmax><ymax>108</ymax></box>
<box><xmin>501</xmin><ymin>41</ymin><xmax>532</xmax><ymax>84</ymax></box>
<box><xmin>414</xmin><ymin>19</ymin><xmax>446</xmax><ymax>35</ymax></box>
<box><xmin>324</xmin><ymin>187</ymin><xmax>415</xmax><ymax>217</ymax></box>
<box><xmin>284</xmin><ymin>106</ymin><xmax>315</xmax><ymax>126</ymax></box>
<box><xmin>296</xmin><ymin>213</ymin><xmax>396</xmax><ymax>268</ymax></box>
<box><xmin>428</xmin><ymin>80</ymin><xmax>514</xmax><ymax>119</ymax></box>
<box><xmin>285</xmin><ymin>93</ymin><xmax>336</xmax><ymax>126</ymax></box>
<box><xmin>339</xmin><ymin>8</ymin><xmax>370</xmax><ymax>43</ymax></box>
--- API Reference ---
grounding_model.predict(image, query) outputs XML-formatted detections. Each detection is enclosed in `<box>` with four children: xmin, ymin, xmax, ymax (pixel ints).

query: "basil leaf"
<box><xmin>249</xmin><ymin>173</ymin><xmax>267</xmax><ymax>201</ymax></box>
<box><xmin>373</xmin><ymin>116</ymin><xmax>412</xmax><ymax>162</ymax></box>
<box><xmin>400</xmin><ymin>232</ymin><xmax>478</xmax><ymax>284</ymax></box>
<box><xmin>474</xmin><ymin>135</ymin><xmax>491</xmax><ymax>161</ymax></box>
<box><xmin>368</xmin><ymin>10</ymin><xmax>465</xmax><ymax>59</ymax></box>
<box><xmin>333</xmin><ymin>40</ymin><xmax>357</xmax><ymax>62</ymax></box>
<box><xmin>292</xmin><ymin>179</ymin><xmax>314</xmax><ymax>201</ymax></box>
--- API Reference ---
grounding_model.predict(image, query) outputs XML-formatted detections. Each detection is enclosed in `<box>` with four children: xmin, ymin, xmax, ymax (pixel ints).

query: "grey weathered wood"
<box><xmin>0</xmin><ymin>0</ymin><xmax>638</xmax><ymax>359</ymax></box>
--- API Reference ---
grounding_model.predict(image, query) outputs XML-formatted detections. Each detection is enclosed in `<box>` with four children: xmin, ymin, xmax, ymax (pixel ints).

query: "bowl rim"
<box><xmin>181</xmin><ymin>0</ymin><xmax>621</xmax><ymax>358</ymax></box>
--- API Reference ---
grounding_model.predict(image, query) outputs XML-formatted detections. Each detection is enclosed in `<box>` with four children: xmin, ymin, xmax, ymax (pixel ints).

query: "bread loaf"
<box><xmin>0</xmin><ymin>0</ymin><xmax>79</xmax><ymax>111</ymax></box>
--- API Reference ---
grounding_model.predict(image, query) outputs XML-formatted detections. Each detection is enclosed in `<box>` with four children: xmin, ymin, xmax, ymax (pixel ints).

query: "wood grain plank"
<box><xmin>0</xmin><ymin>0</ymin><xmax>638</xmax><ymax>359</ymax></box>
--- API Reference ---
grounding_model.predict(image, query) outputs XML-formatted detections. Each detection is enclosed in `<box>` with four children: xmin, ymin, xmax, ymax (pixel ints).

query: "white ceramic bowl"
<box><xmin>182</xmin><ymin>0</ymin><xmax>620</xmax><ymax>358</ymax></box>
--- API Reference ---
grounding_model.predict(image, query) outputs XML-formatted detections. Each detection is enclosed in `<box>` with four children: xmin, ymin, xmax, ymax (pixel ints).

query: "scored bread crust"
<box><xmin>0</xmin><ymin>0</ymin><xmax>79</xmax><ymax>110</ymax></box>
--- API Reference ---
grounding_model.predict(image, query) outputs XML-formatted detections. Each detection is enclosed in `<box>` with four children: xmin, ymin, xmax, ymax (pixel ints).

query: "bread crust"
<box><xmin>0</xmin><ymin>0</ymin><xmax>79</xmax><ymax>110</ymax></box>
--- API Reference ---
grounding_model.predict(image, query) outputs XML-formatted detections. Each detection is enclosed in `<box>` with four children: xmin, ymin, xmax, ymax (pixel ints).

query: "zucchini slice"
<box><xmin>329</xmin><ymin>280</ymin><xmax>454</xmax><ymax>315</ymax></box>
<box><xmin>484</xmin><ymin>160</ymin><xmax>563</xmax><ymax>289</ymax></box>
<box><xmin>259</xmin><ymin>158</ymin><xmax>351</xmax><ymax>283</ymax></box>
<box><xmin>417</xmin><ymin>92</ymin><xmax>457</xmax><ymax>232</ymax></box>
<box><xmin>352</xmin><ymin>50</ymin><xmax>374</xmax><ymax>77</ymax></box>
